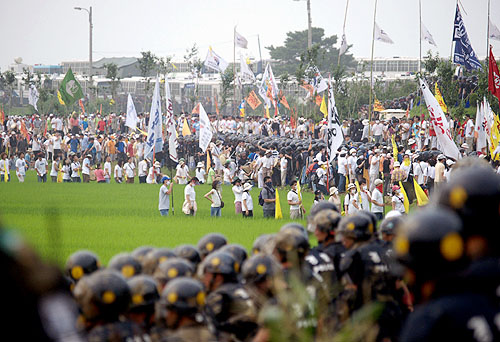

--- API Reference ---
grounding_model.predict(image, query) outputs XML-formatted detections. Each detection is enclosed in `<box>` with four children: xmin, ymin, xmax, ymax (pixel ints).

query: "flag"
<box><xmin>214</xmin><ymin>96</ymin><xmax>219</xmax><ymax>115</ymax></box>
<box><xmin>453</xmin><ymin>5</ymin><xmax>482</xmax><ymax>71</ymax></box>
<box><xmin>239</xmin><ymin>100</ymin><xmax>246</xmax><ymax>117</ymax></box>
<box><xmin>275</xmin><ymin>189</ymin><xmax>283</xmax><ymax>219</ymax></box>
<box><xmin>490</xmin><ymin>113</ymin><xmax>500</xmax><ymax>160</ymax></box>
<box><xmin>399</xmin><ymin>181</ymin><xmax>410</xmax><ymax>213</ymax></box>
<box><xmin>144</xmin><ymin>76</ymin><xmax>163</xmax><ymax>159</ymax></box>
<box><xmin>165</xmin><ymin>77</ymin><xmax>178</xmax><ymax>162</ymax></box>
<box><xmin>489</xmin><ymin>46</ymin><xmax>500</xmax><ymax>111</ymax></box>
<box><xmin>375</xmin><ymin>22</ymin><xmax>394</xmax><ymax>44</ymax></box>
<box><xmin>489</xmin><ymin>19</ymin><xmax>500</xmax><ymax>41</ymax></box>
<box><xmin>57</xmin><ymin>162</ymin><xmax>63</xmax><ymax>183</ymax></box>
<box><xmin>374</xmin><ymin>98</ymin><xmax>385</xmax><ymax>112</ymax></box>
<box><xmin>421</xmin><ymin>22</ymin><xmax>437</xmax><ymax>47</ymax></box>
<box><xmin>246</xmin><ymin>90</ymin><xmax>262</xmax><ymax>110</ymax></box>
<box><xmin>0</xmin><ymin>105</ymin><xmax>4</xmax><ymax>125</ymax></box>
<box><xmin>391</xmin><ymin>134</ymin><xmax>398</xmax><ymax>159</ymax></box>
<box><xmin>327</xmin><ymin>82</ymin><xmax>344</xmax><ymax>163</ymax></box>
<box><xmin>355</xmin><ymin>180</ymin><xmax>363</xmax><ymax>204</ymax></box>
<box><xmin>79</xmin><ymin>99</ymin><xmax>85</xmax><ymax>114</ymax></box>
<box><xmin>434</xmin><ymin>83</ymin><xmax>448</xmax><ymax>113</ymax></box>
<box><xmin>204</xmin><ymin>47</ymin><xmax>229</xmax><ymax>73</ymax></box>
<box><xmin>57</xmin><ymin>91</ymin><xmax>65</xmax><ymax>105</ymax></box>
<box><xmin>28</xmin><ymin>84</ymin><xmax>39</xmax><ymax>111</ymax></box>
<box><xmin>20</xmin><ymin>120</ymin><xmax>30</xmax><ymax>142</ymax></box>
<box><xmin>240</xmin><ymin>55</ymin><xmax>255</xmax><ymax>82</ymax></box>
<box><xmin>125</xmin><ymin>94</ymin><xmax>139</xmax><ymax>130</ymax></box>
<box><xmin>265</xmin><ymin>105</ymin><xmax>270</xmax><ymax>119</ymax></box>
<box><xmin>207</xmin><ymin>151</ymin><xmax>211</xmax><ymax>171</ymax></box>
<box><xmin>420</xmin><ymin>78</ymin><xmax>460</xmax><ymax>159</ymax></box>
<box><xmin>280</xmin><ymin>93</ymin><xmax>290</xmax><ymax>110</ymax></box>
<box><xmin>315</xmin><ymin>95</ymin><xmax>322</xmax><ymax>106</ymax></box>
<box><xmin>301</xmin><ymin>82</ymin><xmax>314</xmax><ymax>99</ymax></box>
<box><xmin>320</xmin><ymin>95</ymin><xmax>328</xmax><ymax>118</ymax></box>
<box><xmin>182</xmin><ymin>117</ymin><xmax>191</xmax><ymax>136</ymax></box>
<box><xmin>475</xmin><ymin>101</ymin><xmax>487</xmax><ymax>152</ymax></box>
<box><xmin>199</xmin><ymin>103</ymin><xmax>212</xmax><ymax>153</ymax></box>
<box><xmin>304</xmin><ymin>65</ymin><xmax>328</xmax><ymax>94</ymax></box>
<box><xmin>192</xmin><ymin>103</ymin><xmax>200</xmax><ymax>114</ymax></box>
<box><xmin>339</xmin><ymin>33</ymin><xmax>348</xmax><ymax>56</ymax></box>
<box><xmin>258</xmin><ymin>63</ymin><xmax>279</xmax><ymax>108</ymax></box>
<box><xmin>59</xmin><ymin>68</ymin><xmax>84</xmax><ymax>105</ymax></box>
<box><xmin>413</xmin><ymin>179</ymin><xmax>429</xmax><ymax>206</ymax></box>
<box><xmin>235</xmin><ymin>31</ymin><xmax>248</xmax><ymax>49</ymax></box>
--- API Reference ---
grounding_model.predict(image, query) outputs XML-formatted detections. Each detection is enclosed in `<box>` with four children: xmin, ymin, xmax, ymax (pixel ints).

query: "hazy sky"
<box><xmin>1</xmin><ymin>0</ymin><xmax>499</xmax><ymax>71</ymax></box>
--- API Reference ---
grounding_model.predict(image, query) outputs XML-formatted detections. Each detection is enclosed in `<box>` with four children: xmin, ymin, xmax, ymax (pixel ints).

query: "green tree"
<box><xmin>3</xmin><ymin>70</ymin><xmax>16</xmax><ymax>109</ymax></box>
<box><xmin>220</xmin><ymin>68</ymin><xmax>235</xmax><ymax>116</ymax></box>
<box><xmin>104</xmin><ymin>62</ymin><xmax>121</xmax><ymax>102</ymax></box>
<box><xmin>267</xmin><ymin>27</ymin><xmax>356</xmax><ymax>76</ymax></box>
<box><xmin>138</xmin><ymin>51</ymin><xmax>158</xmax><ymax>105</ymax></box>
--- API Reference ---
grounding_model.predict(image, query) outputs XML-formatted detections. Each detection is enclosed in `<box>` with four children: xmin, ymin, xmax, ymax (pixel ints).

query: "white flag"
<box><xmin>484</xmin><ymin>98</ymin><xmax>494</xmax><ymax>145</ymax></box>
<box><xmin>476</xmin><ymin>100</ymin><xmax>487</xmax><ymax>152</ymax></box>
<box><xmin>145</xmin><ymin>76</ymin><xmax>163</xmax><ymax>159</ymax></box>
<box><xmin>327</xmin><ymin>82</ymin><xmax>344</xmax><ymax>162</ymax></box>
<box><xmin>258</xmin><ymin>63</ymin><xmax>279</xmax><ymax>108</ymax></box>
<box><xmin>235</xmin><ymin>31</ymin><xmax>248</xmax><ymax>49</ymax></box>
<box><xmin>164</xmin><ymin>77</ymin><xmax>178</xmax><ymax>162</ymax></box>
<box><xmin>240</xmin><ymin>55</ymin><xmax>255</xmax><ymax>83</ymax></box>
<box><xmin>125</xmin><ymin>93</ymin><xmax>139</xmax><ymax>130</ymax></box>
<box><xmin>339</xmin><ymin>33</ymin><xmax>348</xmax><ymax>56</ymax></box>
<box><xmin>198</xmin><ymin>103</ymin><xmax>212</xmax><ymax>153</ymax></box>
<box><xmin>304</xmin><ymin>65</ymin><xmax>328</xmax><ymax>94</ymax></box>
<box><xmin>28</xmin><ymin>84</ymin><xmax>39</xmax><ymax>111</ymax></box>
<box><xmin>204</xmin><ymin>47</ymin><xmax>229</xmax><ymax>73</ymax></box>
<box><xmin>490</xmin><ymin>19</ymin><xmax>500</xmax><ymax>41</ymax></box>
<box><xmin>419</xmin><ymin>78</ymin><xmax>460</xmax><ymax>159</ymax></box>
<box><xmin>375</xmin><ymin>23</ymin><xmax>394</xmax><ymax>44</ymax></box>
<box><xmin>421</xmin><ymin>22</ymin><xmax>437</xmax><ymax>47</ymax></box>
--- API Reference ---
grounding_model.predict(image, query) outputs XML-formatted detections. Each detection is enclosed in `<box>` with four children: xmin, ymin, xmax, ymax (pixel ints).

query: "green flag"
<box><xmin>59</xmin><ymin>68</ymin><xmax>83</xmax><ymax>106</ymax></box>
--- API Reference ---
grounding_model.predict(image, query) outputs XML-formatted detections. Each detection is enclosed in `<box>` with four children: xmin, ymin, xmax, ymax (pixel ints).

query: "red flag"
<box><xmin>20</xmin><ymin>120</ymin><xmax>30</xmax><ymax>142</ymax></box>
<box><xmin>214</xmin><ymin>96</ymin><xmax>220</xmax><ymax>115</ymax></box>
<box><xmin>192</xmin><ymin>103</ymin><xmax>200</xmax><ymax>114</ymax></box>
<box><xmin>301</xmin><ymin>82</ymin><xmax>314</xmax><ymax>98</ymax></box>
<box><xmin>0</xmin><ymin>105</ymin><xmax>4</xmax><ymax>125</ymax></box>
<box><xmin>315</xmin><ymin>95</ymin><xmax>322</xmax><ymax>106</ymax></box>
<box><xmin>43</xmin><ymin>120</ymin><xmax>47</xmax><ymax>137</ymax></box>
<box><xmin>79</xmin><ymin>99</ymin><xmax>85</xmax><ymax>113</ymax></box>
<box><xmin>246</xmin><ymin>90</ymin><xmax>262</xmax><ymax>110</ymax></box>
<box><xmin>489</xmin><ymin>45</ymin><xmax>500</xmax><ymax>111</ymax></box>
<box><xmin>279</xmin><ymin>92</ymin><xmax>290</xmax><ymax>110</ymax></box>
<box><xmin>100</xmin><ymin>103</ymin><xmax>102</xmax><ymax>115</ymax></box>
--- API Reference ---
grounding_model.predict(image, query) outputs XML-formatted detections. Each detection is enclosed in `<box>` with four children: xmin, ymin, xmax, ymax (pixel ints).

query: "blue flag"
<box><xmin>452</xmin><ymin>5</ymin><xmax>482</xmax><ymax>71</ymax></box>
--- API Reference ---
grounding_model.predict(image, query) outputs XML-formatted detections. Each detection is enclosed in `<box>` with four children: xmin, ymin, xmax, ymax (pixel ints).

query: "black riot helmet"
<box><xmin>197</xmin><ymin>233</ymin><xmax>228</xmax><ymax>260</ymax></box>
<box><xmin>108</xmin><ymin>253</ymin><xmax>142</xmax><ymax>279</ymax></box>
<box><xmin>154</xmin><ymin>257</ymin><xmax>195</xmax><ymax>289</ymax></box>
<box><xmin>65</xmin><ymin>250</ymin><xmax>100</xmax><ymax>282</ymax></box>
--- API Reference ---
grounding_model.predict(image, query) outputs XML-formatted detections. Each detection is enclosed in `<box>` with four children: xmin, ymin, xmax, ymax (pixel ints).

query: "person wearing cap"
<box><xmin>232</xmin><ymin>178</ymin><xmax>243</xmax><ymax>214</ymax></box>
<box><xmin>241</xmin><ymin>183</ymin><xmax>254</xmax><ymax>218</ymax></box>
<box><xmin>147</xmin><ymin>161</ymin><xmax>162</xmax><ymax>184</ymax></box>
<box><xmin>391</xmin><ymin>161</ymin><xmax>406</xmax><ymax>186</ymax></box>
<box><xmin>158</xmin><ymin>176</ymin><xmax>173</xmax><ymax>216</ymax></box>
<box><xmin>391</xmin><ymin>185</ymin><xmax>405</xmax><ymax>214</ymax></box>
<box><xmin>183</xmin><ymin>177</ymin><xmax>199</xmax><ymax>216</ymax></box>
<box><xmin>344</xmin><ymin>183</ymin><xmax>360</xmax><ymax>214</ymax></box>
<box><xmin>370</xmin><ymin>179</ymin><xmax>385</xmax><ymax>221</ymax></box>
<box><xmin>328</xmin><ymin>187</ymin><xmax>341</xmax><ymax>208</ymax></box>
<box><xmin>434</xmin><ymin>155</ymin><xmax>446</xmax><ymax>189</ymax></box>
<box><xmin>175</xmin><ymin>159</ymin><xmax>189</xmax><ymax>185</ymax></box>
<box><xmin>195</xmin><ymin>162</ymin><xmax>206</xmax><ymax>184</ymax></box>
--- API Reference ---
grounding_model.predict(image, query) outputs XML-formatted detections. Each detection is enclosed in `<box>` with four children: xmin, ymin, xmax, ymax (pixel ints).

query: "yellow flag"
<box><xmin>182</xmin><ymin>118</ymin><xmax>191</xmax><ymax>136</ymax></box>
<box><xmin>355</xmin><ymin>180</ymin><xmax>362</xmax><ymax>203</ymax></box>
<box><xmin>490</xmin><ymin>114</ymin><xmax>500</xmax><ymax>160</ymax></box>
<box><xmin>399</xmin><ymin>181</ymin><xmax>410</xmax><ymax>213</ymax></box>
<box><xmin>413</xmin><ymin>178</ymin><xmax>428</xmax><ymax>206</ymax></box>
<box><xmin>57</xmin><ymin>90</ymin><xmax>65</xmax><ymax>105</ymax></box>
<box><xmin>391</xmin><ymin>135</ymin><xmax>398</xmax><ymax>159</ymax></box>
<box><xmin>265</xmin><ymin>106</ymin><xmax>270</xmax><ymax>119</ymax></box>
<box><xmin>57</xmin><ymin>162</ymin><xmax>63</xmax><ymax>183</ymax></box>
<box><xmin>320</xmin><ymin>95</ymin><xmax>328</xmax><ymax>118</ymax></box>
<box><xmin>345</xmin><ymin>173</ymin><xmax>350</xmax><ymax>189</ymax></box>
<box><xmin>206</xmin><ymin>151</ymin><xmax>211</xmax><ymax>172</ymax></box>
<box><xmin>275</xmin><ymin>189</ymin><xmax>283</xmax><ymax>219</ymax></box>
<box><xmin>434</xmin><ymin>83</ymin><xmax>448</xmax><ymax>114</ymax></box>
<box><xmin>296</xmin><ymin>180</ymin><xmax>302</xmax><ymax>202</ymax></box>
<box><xmin>374</xmin><ymin>98</ymin><xmax>385</xmax><ymax>112</ymax></box>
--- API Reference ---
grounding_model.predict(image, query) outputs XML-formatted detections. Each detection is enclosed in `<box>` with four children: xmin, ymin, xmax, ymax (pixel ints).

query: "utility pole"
<box><xmin>74</xmin><ymin>6</ymin><xmax>93</xmax><ymax>96</ymax></box>
<box><xmin>293</xmin><ymin>0</ymin><xmax>312</xmax><ymax>49</ymax></box>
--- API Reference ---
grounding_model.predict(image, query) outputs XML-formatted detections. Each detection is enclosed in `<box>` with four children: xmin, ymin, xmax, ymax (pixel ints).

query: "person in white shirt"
<box><xmin>370</xmin><ymin>179</ymin><xmax>385</xmax><ymax>221</ymax></box>
<box><xmin>52</xmin><ymin>133</ymin><xmax>62</xmax><ymax>160</ymax></box>
<box><xmin>71</xmin><ymin>155</ymin><xmax>81</xmax><ymax>182</ymax></box>
<box><xmin>261</xmin><ymin>151</ymin><xmax>273</xmax><ymax>178</ymax></box>
<box><xmin>15</xmin><ymin>153</ymin><xmax>27</xmax><ymax>183</ymax></box>
<box><xmin>392</xmin><ymin>185</ymin><xmax>406</xmax><ymax>214</ymax></box>
<box><xmin>241</xmin><ymin>182</ymin><xmax>254</xmax><ymax>218</ymax></box>
<box><xmin>114</xmin><ymin>161</ymin><xmax>123</xmax><ymax>183</ymax></box>
<box><xmin>34</xmin><ymin>155</ymin><xmax>48</xmax><ymax>182</ymax></box>
<box><xmin>195</xmin><ymin>162</ymin><xmax>206</xmax><ymax>184</ymax></box>
<box><xmin>82</xmin><ymin>155</ymin><xmax>92</xmax><ymax>183</ymax></box>
<box><xmin>223</xmin><ymin>164</ymin><xmax>232</xmax><ymax>185</ymax></box>
<box><xmin>138</xmin><ymin>158</ymin><xmax>149</xmax><ymax>183</ymax></box>
<box><xmin>347</xmin><ymin>150</ymin><xmax>357</xmax><ymax>181</ymax></box>
<box><xmin>183</xmin><ymin>177</ymin><xmax>199</xmax><ymax>216</ymax></box>
<box><xmin>231</xmin><ymin>178</ymin><xmax>243</xmax><ymax>214</ymax></box>
<box><xmin>103</xmin><ymin>156</ymin><xmax>112</xmax><ymax>183</ymax></box>
<box><xmin>287</xmin><ymin>180</ymin><xmax>302</xmax><ymax>219</ymax></box>
<box><xmin>338</xmin><ymin>151</ymin><xmax>348</xmax><ymax>193</ymax></box>
<box><xmin>279</xmin><ymin>152</ymin><xmax>289</xmax><ymax>188</ymax></box>
<box><xmin>0</xmin><ymin>153</ymin><xmax>10</xmax><ymax>182</ymax></box>
<box><xmin>204</xmin><ymin>180</ymin><xmax>223</xmax><ymax>217</ymax></box>
<box><xmin>123</xmin><ymin>157</ymin><xmax>136</xmax><ymax>183</ymax></box>
<box><xmin>359</xmin><ymin>179</ymin><xmax>371</xmax><ymax>211</ymax></box>
<box><xmin>465</xmin><ymin>114</ymin><xmax>475</xmax><ymax>152</ymax></box>
<box><xmin>147</xmin><ymin>161</ymin><xmax>161</xmax><ymax>184</ymax></box>
<box><xmin>368</xmin><ymin>149</ymin><xmax>381</xmax><ymax>191</ymax></box>
<box><xmin>344</xmin><ymin>183</ymin><xmax>360</xmax><ymax>214</ymax></box>
<box><xmin>372</xmin><ymin>120</ymin><xmax>384</xmax><ymax>143</ymax></box>
<box><xmin>50</xmin><ymin>155</ymin><xmax>61</xmax><ymax>182</ymax></box>
<box><xmin>175</xmin><ymin>159</ymin><xmax>189</xmax><ymax>184</ymax></box>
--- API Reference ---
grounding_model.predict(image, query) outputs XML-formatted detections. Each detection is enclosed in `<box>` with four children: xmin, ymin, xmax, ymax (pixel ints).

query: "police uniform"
<box><xmin>87</xmin><ymin>321</ymin><xmax>149</xmax><ymax>342</ymax></box>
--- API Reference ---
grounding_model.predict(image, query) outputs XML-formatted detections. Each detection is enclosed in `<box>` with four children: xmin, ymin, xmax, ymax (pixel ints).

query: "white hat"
<box><xmin>408</xmin><ymin>138</ymin><xmax>416</xmax><ymax>145</ymax></box>
<box><xmin>347</xmin><ymin>183</ymin><xmax>356</xmax><ymax>191</ymax></box>
<box><xmin>446</xmin><ymin>159</ymin><xmax>455</xmax><ymax>166</ymax></box>
<box><xmin>461</xmin><ymin>143</ymin><xmax>469</xmax><ymax>149</ymax></box>
<box><xmin>374</xmin><ymin>179</ymin><xmax>383</xmax><ymax>186</ymax></box>
<box><xmin>243</xmin><ymin>183</ymin><xmax>253</xmax><ymax>191</ymax></box>
<box><xmin>197</xmin><ymin>162</ymin><xmax>204</xmax><ymax>168</ymax></box>
<box><xmin>394</xmin><ymin>161</ymin><xmax>401</xmax><ymax>167</ymax></box>
<box><xmin>349</xmin><ymin>148</ymin><xmax>356</xmax><ymax>154</ymax></box>
<box><xmin>329</xmin><ymin>187</ymin><xmax>338</xmax><ymax>195</ymax></box>
<box><xmin>437</xmin><ymin>154</ymin><xmax>446</xmax><ymax>160</ymax></box>
<box><xmin>154</xmin><ymin>161</ymin><xmax>161</xmax><ymax>167</ymax></box>
<box><xmin>362</xmin><ymin>119</ymin><xmax>369</xmax><ymax>125</ymax></box>
<box><xmin>405</xmin><ymin>150</ymin><xmax>412</xmax><ymax>155</ymax></box>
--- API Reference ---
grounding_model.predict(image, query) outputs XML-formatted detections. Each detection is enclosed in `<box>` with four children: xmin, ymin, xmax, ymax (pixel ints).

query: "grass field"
<box><xmin>0</xmin><ymin>171</ymin><xmax>318</xmax><ymax>266</ymax></box>
<box><xmin>0</xmin><ymin>171</ymin><xmax>401</xmax><ymax>267</ymax></box>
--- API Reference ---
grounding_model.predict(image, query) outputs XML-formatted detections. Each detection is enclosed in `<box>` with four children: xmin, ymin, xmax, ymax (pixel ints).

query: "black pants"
<box><xmin>139</xmin><ymin>175</ymin><xmax>147</xmax><ymax>183</ymax></box>
<box><xmin>243</xmin><ymin>210</ymin><xmax>253</xmax><ymax>218</ymax></box>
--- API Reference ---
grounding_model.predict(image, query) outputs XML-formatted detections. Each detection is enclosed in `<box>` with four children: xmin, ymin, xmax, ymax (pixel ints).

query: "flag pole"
<box><xmin>338</xmin><ymin>0</ymin><xmax>350</xmax><ymax>66</ymax></box>
<box><xmin>368</xmin><ymin>0</ymin><xmax>378</xmax><ymax>137</ymax></box>
<box><xmin>170</xmin><ymin>167</ymin><xmax>174</xmax><ymax>215</ymax></box>
<box><xmin>233</xmin><ymin>26</ymin><xmax>237</xmax><ymax>113</ymax></box>
<box><xmin>450</xmin><ymin>0</ymin><xmax>458</xmax><ymax>59</ymax></box>
<box><xmin>487</xmin><ymin>0</ymin><xmax>491</xmax><ymax>67</ymax></box>
<box><xmin>419</xmin><ymin>0</ymin><xmax>423</xmax><ymax>118</ymax></box>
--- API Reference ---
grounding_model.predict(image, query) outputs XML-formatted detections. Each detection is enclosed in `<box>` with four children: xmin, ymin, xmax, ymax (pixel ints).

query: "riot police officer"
<box><xmin>197</xmin><ymin>233</ymin><xmax>228</xmax><ymax>260</ymax></box>
<box><xmin>127</xmin><ymin>275</ymin><xmax>160</xmax><ymax>332</ymax></box>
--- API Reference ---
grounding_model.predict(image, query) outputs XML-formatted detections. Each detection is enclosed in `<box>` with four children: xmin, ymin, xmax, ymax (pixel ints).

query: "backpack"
<box><xmin>306</xmin><ymin>162</ymin><xmax>318</xmax><ymax>176</ymax></box>
<box><xmin>258</xmin><ymin>189</ymin><xmax>265</xmax><ymax>206</ymax></box>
